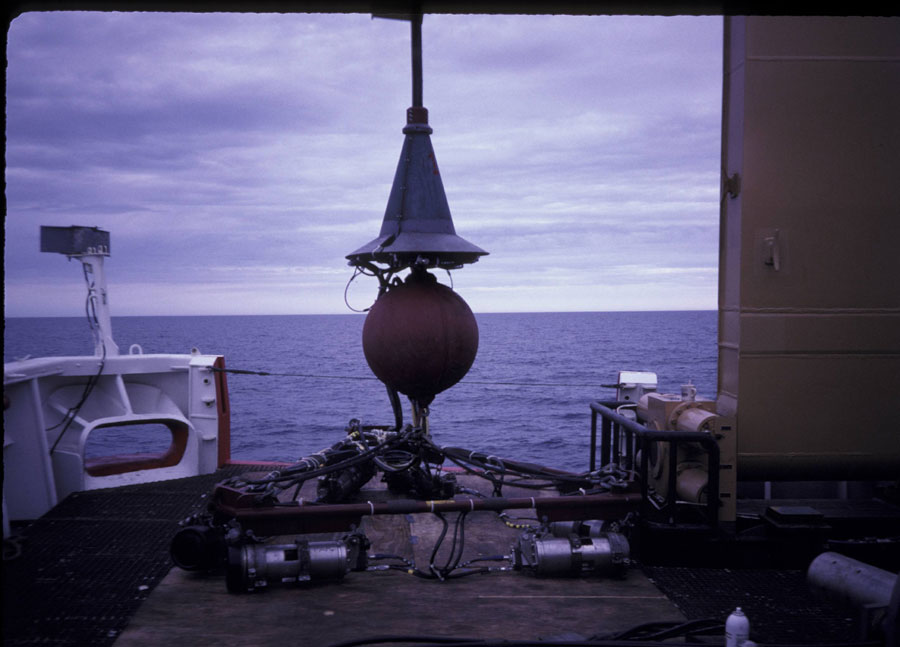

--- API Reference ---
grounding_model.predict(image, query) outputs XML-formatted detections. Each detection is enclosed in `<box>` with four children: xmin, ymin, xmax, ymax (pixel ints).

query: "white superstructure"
<box><xmin>3</xmin><ymin>227</ymin><xmax>230</xmax><ymax>536</ymax></box>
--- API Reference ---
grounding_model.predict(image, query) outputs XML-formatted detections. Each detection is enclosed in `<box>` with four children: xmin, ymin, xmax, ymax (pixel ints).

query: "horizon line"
<box><xmin>4</xmin><ymin>308</ymin><xmax>718</xmax><ymax>319</ymax></box>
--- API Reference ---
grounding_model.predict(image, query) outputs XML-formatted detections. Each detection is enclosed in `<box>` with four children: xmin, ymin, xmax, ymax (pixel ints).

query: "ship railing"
<box><xmin>589</xmin><ymin>400</ymin><xmax>720</xmax><ymax>531</ymax></box>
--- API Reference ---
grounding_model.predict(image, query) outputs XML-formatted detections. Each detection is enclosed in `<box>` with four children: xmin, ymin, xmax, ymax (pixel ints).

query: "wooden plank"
<box><xmin>116</xmin><ymin>472</ymin><xmax>683</xmax><ymax>646</ymax></box>
<box><xmin>115</xmin><ymin>567</ymin><xmax>683</xmax><ymax>646</ymax></box>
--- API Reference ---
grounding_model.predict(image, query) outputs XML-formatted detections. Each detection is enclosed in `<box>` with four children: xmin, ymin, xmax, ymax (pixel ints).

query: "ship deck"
<box><xmin>3</xmin><ymin>465</ymin><xmax>864</xmax><ymax>647</ymax></box>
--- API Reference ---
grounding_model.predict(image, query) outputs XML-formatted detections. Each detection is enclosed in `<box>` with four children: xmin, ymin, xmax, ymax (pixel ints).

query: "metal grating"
<box><xmin>2</xmin><ymin>465</ymin><xmax>259</xmax><ymax>647</ymax></box>
<box><xmin>643</xmin><ymin>566</ymin><xmax>859</xmax><ymax>643</ymax></box>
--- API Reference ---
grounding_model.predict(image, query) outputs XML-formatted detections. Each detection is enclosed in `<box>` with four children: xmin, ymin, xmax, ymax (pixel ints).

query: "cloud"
<box><xmin>4</xmin><ymin>12</ymin><xmax>722</xmax><ymax>317</ymax></box>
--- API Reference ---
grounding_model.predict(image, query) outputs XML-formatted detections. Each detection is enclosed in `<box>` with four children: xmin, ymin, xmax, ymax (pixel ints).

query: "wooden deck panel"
<box><xmin>115</xmin><ymin>560</ymin><xmax>682</xmax><ymax>646</ymax></box>
<box><xmin>114</xmin><ymin>473</ymin><xmax>684</xmax><ymax>646</ymax></box>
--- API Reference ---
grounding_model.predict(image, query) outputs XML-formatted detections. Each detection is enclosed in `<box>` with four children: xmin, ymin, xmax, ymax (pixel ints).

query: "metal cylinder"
<box><xmin>548</xmin><ymin>520</ymin><xmax>581</xmax><ymax>537</ymax></box>
<box><xmin>675</xmin><ymin>407</ymin><xmax>717</xmax><ymax>432</ymax></box>
<box><xmin>307</xmin><ymin>541</ymin><xmax>349</xmax><ymax>581</ymax></box>
<box><xmin>549</xmin><ymin>519</ymin><xmax>608</xmax><ymax>539</ymax></box>
<box><xmin>579</xmin><ymin>533</ymin><xmax>630</xmax><ymax>577</ymax></box>
<box><xmin>514</xmin><ymin>531</ymin><xmax>630</xmax><ymax>578</ymax></box>
<box><xmin>532</xmin><ymin>536</ymin><xmax>576</xmax><ymax>575</ymax></box>
<box><xmin>226</xmin><ymin>539</ymin><xmax>349</xmax><ymax>593</ymax></box>
<box><xmin>676</xmin><ymin>467</ymin><xmax>709</xmax><ymax>503</ymax></box>
<box><xmin>317</xmin><ymin>460</ymin><xmax>376</xmax><ymax>503</ymax></box>
<box><xmin>807</xmin><ymin>552</ymin><xmax>897</xmax><ymax>609</ymax></box>
<box><xmin>170</xmin><ymin>525</ymin><xmax>226</xmax><ymax>571</ymax></box>
<box><xmin>581</xmin><ymin>520</ymin><xmax>607</xmax><ymax>538</ymax></box>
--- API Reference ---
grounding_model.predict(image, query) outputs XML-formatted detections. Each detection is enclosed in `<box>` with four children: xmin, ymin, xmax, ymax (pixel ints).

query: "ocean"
<box><xmin>3</xmin><ymin>311</ymin><xmax>717</xmax><ymax>472</ymax></box>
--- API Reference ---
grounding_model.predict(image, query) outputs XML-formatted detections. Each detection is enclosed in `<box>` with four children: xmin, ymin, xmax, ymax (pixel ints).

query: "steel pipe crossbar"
<box><xmin>212</xmin><ymin>486</ymin><xmax>641</xmax><ymax>535</ymax></box>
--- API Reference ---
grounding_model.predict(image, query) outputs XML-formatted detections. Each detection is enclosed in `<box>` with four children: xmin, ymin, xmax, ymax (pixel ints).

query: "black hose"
<box><xmin>387</xmin><ymin>386</ymin><xmax>403</xmax><ymax>431</ymax></box>
<box><xmin>324</xmin><ymin>636</ymin><xmax>483</xmax><ymax>647</ymax></box>
<box><xmin>369</xmin><ymin>553</ymin><xmax>413</xmax><ymax>568</ymax></box>
<box><xmin>438</xmin><ymin>445</ymin><xmax>596</xmax><ymax>491</ymax></box>
<box><xmin>442</xmin><ymin>512</ymin><xmax>467</xmax><ymax>575</ymax></box>
<box><xmin>236</xmin><ymin>432</ymin><xmax>404</xmax><ymax>490</ymax></box>
<box><xmin>428</xmin><ymin>512</ymin><xmax>449</xmax><ymax>580</ymax></box>
<box><xmin>48</xmin><ymin>342</ymin><xmax>106</xmax><ymax>454</ymax></box>
<box><xmin>459</xmin><ymin>555</ymin><xmax>507</xmax><ymax>568</ymax></box>
<box><xmin>444</xmin><ymin>567</ymin><xmax>491</xmax><ymax>579</ymax></box>
<box><xmin>327</xmin><ymin>638</ymin><xmax>883</xmax><ymax>647</ymax></box>
<box><xmin>602</xmin><ymin>618</ymin><xmax>723</xmax><ymax>640</ymax></box>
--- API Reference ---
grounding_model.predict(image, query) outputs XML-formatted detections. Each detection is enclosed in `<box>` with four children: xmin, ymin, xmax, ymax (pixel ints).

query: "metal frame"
<box><xmin>590</xmin><ymin>400</ymin><xmax>720</xmax><ymax>530</ymax></box>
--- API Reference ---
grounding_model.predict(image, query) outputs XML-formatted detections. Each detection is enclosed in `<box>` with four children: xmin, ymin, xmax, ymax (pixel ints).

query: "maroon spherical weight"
<box><xmin>362</xmin><ymin>272</ymin><xmax>478</xmax><ymax>405</ymax></box>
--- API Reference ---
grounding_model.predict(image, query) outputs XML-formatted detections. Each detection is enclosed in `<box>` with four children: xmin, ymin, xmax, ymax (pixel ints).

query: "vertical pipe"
<box><xmin>707</xmin><ymin>439</ymin><xmax>719</xmax><ymax>526</ymax></box>
<box><xmin>410</xmin><ymin>14</ymin><xmax>423</xmax><ymax>107</ymax></box>
<box><xmin>590</xmin><ymin>409</ymin><xmax>598</xmax><ymax>472</ymax></box>
<box><xmin>613</xmin><ymin>423</ymin><xmax>620</xmax><ymax>464</ymax></box>
<box><xmin>81</xmin><ymin>256</ymin><xmax>119</xmax><ymax>356</ymax></box>
<box><xmin>640</xmin><ymin>436</ymin><xmax>650</xmax><ymax>523</ymax></box>
<box><xmin>667</xmin><ymin>441</ymin><xmax>678</xmax><ymax>523</ymax></box>
<box><xmin>626</xmin><ymin>429</ymin><xmax>635</xmax><ymax>472</ymax></box>
<box><xmin>601</xmin><ymin>415</ymin><xmax>612</xmax><ymax>467</ymax></box>
<box><xmin>214</xmin><ymin>356</ymin><xmax>231</xmax><ymax>468</ymax></box>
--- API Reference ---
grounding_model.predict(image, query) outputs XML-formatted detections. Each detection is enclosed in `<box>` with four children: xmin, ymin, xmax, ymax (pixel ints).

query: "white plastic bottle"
<box><xmin>725</xmin><ymin>607</ymin><xmax>750</xmax><ymax>647</ymax></box>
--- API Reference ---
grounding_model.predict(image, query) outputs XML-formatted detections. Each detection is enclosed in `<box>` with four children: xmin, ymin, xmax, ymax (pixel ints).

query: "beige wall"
<box><xmin>718</xmin><ymin>17</ymin><xmax>900</xmax><ymax>480</ymax></box>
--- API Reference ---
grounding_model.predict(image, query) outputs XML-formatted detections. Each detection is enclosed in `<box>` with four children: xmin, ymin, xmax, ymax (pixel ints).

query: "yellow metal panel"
<box><xmin>718</xmin><ymin>17</ymin><xmax>900</xmax><ymax>481</ymax></box>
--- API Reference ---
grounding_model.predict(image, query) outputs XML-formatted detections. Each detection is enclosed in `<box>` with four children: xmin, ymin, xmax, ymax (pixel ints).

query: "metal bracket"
<box><xmin>723</xmin><ymin>172</ymin><xmax>741</xmax><ymax>199</ymax></box>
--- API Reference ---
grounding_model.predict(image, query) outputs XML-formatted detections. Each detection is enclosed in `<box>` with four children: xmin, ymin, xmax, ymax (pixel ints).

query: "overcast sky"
<box><xmin>4</xmin><ymin>12</ymin><xmax>723</xmax><ymax>317</ymax></box>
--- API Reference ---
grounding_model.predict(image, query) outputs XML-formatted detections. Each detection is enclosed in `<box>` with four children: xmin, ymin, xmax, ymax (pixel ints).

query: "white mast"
<box><xmin>40</xmin><ymin>226</ymin><xmax>120</xmax><ymax>357</ymax></box>
<box><xmin>79</xmin><ymin>252</ymin><xmax>119</xmax><ymax>357</ymax></box>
